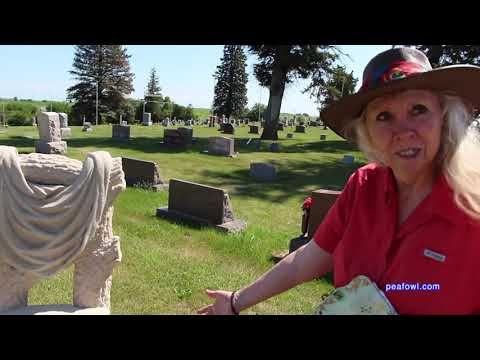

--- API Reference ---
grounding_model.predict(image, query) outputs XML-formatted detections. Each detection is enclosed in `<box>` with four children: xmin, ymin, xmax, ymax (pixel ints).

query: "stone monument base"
<box><xmin>142</xmin><ymin>121</ymin><xmax>153</xmax><ymax>126</ymax></box>
<box><xmin>156</xmin><ymin>207</ymin><xmax>247</xmax><ymax>233</ymax></box>
<box><xmin>0</xmin><ymin>304</ymin><xmax>109</xmax><ymax>315</ymax></box>
<box><xmin>60</xmin><ymin>128</ymin><xmax>72</xmax><ymax>138</ymax></box>
<box><xmin>35</xmin><ymin>140</ymin><xmax>67</xmax><ymax>155</ymax></box>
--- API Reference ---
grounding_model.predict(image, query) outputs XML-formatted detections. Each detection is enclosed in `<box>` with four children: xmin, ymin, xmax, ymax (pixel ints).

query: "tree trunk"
<box><xmin>261</xmin><ymin>58</ymin><xmax>287</xmax><ymax>140</ymax></box>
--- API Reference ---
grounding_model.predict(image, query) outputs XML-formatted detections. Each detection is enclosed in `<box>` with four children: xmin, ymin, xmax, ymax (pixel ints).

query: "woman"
<box><xmin>198</xmin><ymin>47</ymin><xmax>480</xmax><ymax>315</ymax></box>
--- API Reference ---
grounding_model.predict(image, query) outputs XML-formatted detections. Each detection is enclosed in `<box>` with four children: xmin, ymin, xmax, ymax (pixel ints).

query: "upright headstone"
<box><xmin>320</xmin><ymin>134</ymin><xmax>326</xmax><ymax>141</ymax></box>
<box><xmin>206</xmin><ymin>136</ymin><xmax>236</xmax><ymax>157</ymax></box>
<box><xmin>222</xmin><ymin>123</ymin><xmax>235</xmax><ymax>135</ymax></box>
<box><xmin>121</xmin><ymin>157</ymin><xmax>168</xmax><ymax>191</ymax></box>
<box><xmin>269</xmin><ymin>143</ymin><xmax>280</xmax><ymax>152</ymax></box>
<box><xmin>112</xmin><ymin>124</ymin><xmax>130</xmax><ymax>140</ymax></box>
<box><xmin>250</xmin><ymin>163</ymin><xmax>277</xmax><ymax>181</ymax></box>
<box><xmin>277</xmin><ymin>123</ymin><xmax>284</xmax><ymax>131</ymax></box>
<box><xmin>340</xmin><ymin>155</ymin><xmax>355</xmax><ymax>164</ymax></box>
<box><xmin>295</xmin><ymin>125</ymin><xmax>306</xmax><ymax>133</ymax></box>
<box><xmin>286</xmin><ymin>133</ymin><xmax>294</xmax><ymax>139</ymax></box>
<box><xmin>35</xmin><ymin>112</ymin><xmax>67</xmax><ymax>155</ymax></box>
<box><xmin>163</xmin><ymin>128</ymin><xmax>193</xmax><ymax>147</ymax></box>
<box><xmin>162</xmin><ymin>119</ymin><xmax>171</xmax><ymax>127</ymax></box>
<box><xmin>156</xmin><ymin>179</ymin><xmax>247</xmax><ymax>233</ymax></box>
<box><xmin>58</xmin><ymin>112</ymin><xmax>72</xmax><ymax>138</ymax></box>
<box><xmin>142</xmin><ymin>112</ymin><xmax>152</xmax><ymax>126</ymax></box>
<box><xmin>82</xmin><ymin>122</ymin><xmax>93</xmax><ymax>132</ymax></box>
<box><xmin>249</xmin><ymin>125</ymin><xmax>259</xmax><ymax>134</ymax></box>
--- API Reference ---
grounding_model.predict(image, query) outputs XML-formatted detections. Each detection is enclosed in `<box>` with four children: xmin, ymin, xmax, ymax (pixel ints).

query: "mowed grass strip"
<box><xmin>2</xmin><ymin>124</ymin><xmax>366</xmax><ymax>314</ymax></box>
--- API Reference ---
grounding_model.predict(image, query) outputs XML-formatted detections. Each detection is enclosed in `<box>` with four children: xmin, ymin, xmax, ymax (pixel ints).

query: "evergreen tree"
<box><xmin>248</xmin><ymin>45</ymin><xmax>343</xmax><ymax>140</ymax></box>
<box><xmin>67</xmin><ymin>45</ymin><xmax>134</xmax><ymax>124</ymax></box>
<box><xmin>146</xmin><ymin>67</ymin><xmax>162</xmax><ymax>96</ymax></box>
<box><xmin>411</xmin><ymin>45</ymin><xmax>480</xmax><ymax>67</ymax></box>
<box><xmin>213</xmin><ymin>45</ymin><xmax>248</xmax><ymax>119</ymax></box>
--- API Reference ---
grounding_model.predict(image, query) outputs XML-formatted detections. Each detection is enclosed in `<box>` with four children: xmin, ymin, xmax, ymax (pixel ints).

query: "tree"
<box><xmin>213</xmin><ymin>45</ymin><xmax>248</xmax><ymax>119</ymax></box>
<box><xmin>67</xmin><ymin>45</ymin><xmax>135</xmax><ymax>124</ymax></box>
<box><xmin>315</xmin><ymin>65</ymin><xmax>358</xmax><ymax>112</ymax></box>
<box><xmin>146</xmin><ymin>67</ymin><xmax>162</xmax><ymax>96</ymax></box>
<box><xmin>247</xmin><ymin>103</ymin><xmax>267</xmax><ymax>122</ymax></box>
<box><xmin>409</xmin><ymin>45</ymin><xmax>480</xmax><ymax>67</ymax></box>
<box><xmin>185</xmin><ymin>104</ymin><xmax>194</xmax><ymax>120</ymax></box>
<box><xmin>248</xmin><ymin>45</ymin><xmax>342</xmax><ymax>140</ymax></box>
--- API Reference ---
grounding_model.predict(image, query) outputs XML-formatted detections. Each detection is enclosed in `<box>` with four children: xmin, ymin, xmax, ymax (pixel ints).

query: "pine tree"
<box><xmin>146</xmin><ymin>67</ymin><xmax>162</xmax><ymax>96</ymax></box>
<box><xmin>67</xmin><ymin>45</ymin><xmax>135</xmax><ymax>124</ymax></box>
<box><xmin>213</xmin><ymin>46</ymin><xmax>248</xmax><ymax>119</ymax></box>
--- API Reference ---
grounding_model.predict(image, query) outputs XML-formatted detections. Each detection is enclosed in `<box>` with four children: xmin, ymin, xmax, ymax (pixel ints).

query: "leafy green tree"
<box><xmin>67</xmin><ymin>45</ymin><xmax>135</xmax><ymax>124</ymax></box>
<box><xmin>213</xmin><ymin>45</ymin><xmax>248</xmax><ymax>119</ymax></box>
<box><xmin>247</xmin><ymin>103</ymin><xmax>267</xmax><ymax>122</ymax></box>
<box><xmin>248</xmin><ymin>45</ymin><xmax>342</xmax><ymax>140</ymax></box>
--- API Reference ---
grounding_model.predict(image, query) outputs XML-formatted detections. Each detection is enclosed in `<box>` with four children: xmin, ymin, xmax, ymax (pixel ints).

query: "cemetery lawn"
<box><xmin>0</xmin><ymin>124</ymin><xmax>367</xmax><ymax>315</ymax></box>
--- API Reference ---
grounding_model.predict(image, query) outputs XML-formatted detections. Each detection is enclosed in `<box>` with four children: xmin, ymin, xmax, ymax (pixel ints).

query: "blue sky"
<box><xmin>0</xmin><ymin>45</ymin><xmax>391</xmax><ymax>115</ymax></box>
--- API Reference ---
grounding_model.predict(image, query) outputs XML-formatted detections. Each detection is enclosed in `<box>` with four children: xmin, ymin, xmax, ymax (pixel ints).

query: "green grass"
<box><xmin>0</xmin><ymin>124</ymin><xmax>367</xmax><ymax>314</ymax></box>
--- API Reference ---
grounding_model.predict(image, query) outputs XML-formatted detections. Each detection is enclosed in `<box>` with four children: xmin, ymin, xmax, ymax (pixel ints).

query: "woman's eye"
<box><xmin>376</xmin><ymin>111</ymin><xmax>391</xmax><ymax>122</ymax></box>
<box><xmin>412</xmin><ymin>104</ymin><xmax>428</xmax><ymax>115</ymax></box>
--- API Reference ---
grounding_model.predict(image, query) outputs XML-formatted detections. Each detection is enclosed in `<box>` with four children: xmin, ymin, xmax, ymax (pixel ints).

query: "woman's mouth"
<box><xmin>395</xmin><ymin>147</ymin><xmax>421</xmax><ymax>159</ymax></box>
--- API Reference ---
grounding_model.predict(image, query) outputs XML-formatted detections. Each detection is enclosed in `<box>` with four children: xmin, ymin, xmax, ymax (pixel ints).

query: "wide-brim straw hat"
<box><xmin>320</xmin><ymin>47</ymin><xmax>480</xmax><ymax>141</ymax></box>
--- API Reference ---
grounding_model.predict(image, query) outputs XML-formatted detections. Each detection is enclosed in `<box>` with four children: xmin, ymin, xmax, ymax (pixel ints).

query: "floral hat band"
<box><xmin>359</xmin><ymin>60</ymin><xmax>429</xmax><ymax>93</ymax></box>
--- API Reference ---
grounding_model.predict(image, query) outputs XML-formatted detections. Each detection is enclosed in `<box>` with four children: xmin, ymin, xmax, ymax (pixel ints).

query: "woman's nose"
<box><xmin>392</xmin><ymin>117</ymin><xmax>416</xmax><ymax>142</ymax></box>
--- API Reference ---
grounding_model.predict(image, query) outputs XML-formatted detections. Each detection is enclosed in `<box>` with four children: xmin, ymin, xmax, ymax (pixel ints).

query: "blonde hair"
<box><xmin>344</xmin><ymin>92</ymin><xmax>480</xmax><ymax>220</ymax></box>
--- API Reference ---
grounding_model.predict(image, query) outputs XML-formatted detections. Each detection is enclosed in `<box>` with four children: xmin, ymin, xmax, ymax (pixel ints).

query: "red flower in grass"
<box><xmin>302</xmin><ymin>197</ymin><xmax>313</xmax><ymax>210</ymax></box>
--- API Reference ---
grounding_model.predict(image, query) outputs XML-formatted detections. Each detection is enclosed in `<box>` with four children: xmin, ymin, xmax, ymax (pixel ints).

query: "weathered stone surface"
<box><xmin>60</xmin><ymin>128</ymin><xmax>72</xmax><ymax>138</ymax></box>
<box><xmin>58</xmin><ymin>113</ymin><xmax>69</xmax><ymax>128</ymax></box>
<box><xmin>112</xmin><ymin>124</ymin><xmax>130</xmax><ymax>140</ymax></box>
<box><xmin>35</xmin><ymin>140</ymin><xmax>67</xmax><ymax>155</ymax></box>
<box><xmin>37</xmin><ymin>112</ymin><xmax>61</xmax><ymax>142</ymax></box>
<box><xmin>0</xmin><ymin>149</ymin><xmax>125</xmax><ymax>314</ymax></box>
<box><xmin>121</xmin><ymin>157</ymin><xmax>166</xmax><ymax>190</ymax></box>
<box><xmin>295</xmin><ymin>125</ymin><xmax>306</xmax><ymax>133</ymax></box>
<box><xmin>320</xmin><ymin>134</ymin><xmax>326</xmax><ymax>141</ymax></box>
<box><xmin>250</xmin><ymin>162</ymin><xmax>277</xmax><ymax>181</ymax></box>
<box><xmin>207</xmin><ymin>136</ymin><xmax>235</xmax><ymax>157</ymax></box>
<box><xmin>82</xmin><ymin>122</ymin><xmax>93</xmax><ymax>132</ymax></box>
<box><xmin>142</xmin><ymin>113</ymin><xmax>152</xmax><ymax>126</ymax></box>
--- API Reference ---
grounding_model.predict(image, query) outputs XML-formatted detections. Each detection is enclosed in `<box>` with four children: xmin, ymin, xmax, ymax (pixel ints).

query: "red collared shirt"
<box><xmin>313</xmin><ymin>162</ymin><xmax>480</xmax><ymax>315</ymax></box>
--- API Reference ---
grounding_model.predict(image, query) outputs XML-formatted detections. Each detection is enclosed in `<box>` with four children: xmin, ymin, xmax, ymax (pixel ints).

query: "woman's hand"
<box><xmin>197</xmin><ymin>289</ymin><xmax>236</xmax><ymax>315</ymax></box>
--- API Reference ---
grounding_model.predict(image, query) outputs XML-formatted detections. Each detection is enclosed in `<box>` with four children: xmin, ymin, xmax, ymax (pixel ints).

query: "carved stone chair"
<box><xmin>0</xmin><ymin>147</ymin><xmax>125</xmax><ymax>315</ymax></box>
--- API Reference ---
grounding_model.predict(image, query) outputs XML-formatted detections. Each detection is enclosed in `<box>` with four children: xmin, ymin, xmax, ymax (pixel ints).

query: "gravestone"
<box><xmin>277</xmin><ymin>123</ymin><xmax>284</xmax><ymax>131</ymax></box>
<box><xmin>307</xmin><ymin>189</ymin><xmax>342</xmax><ymax>238</ymax></box>
<box><xmin>58</xmin><ymin>113</ymin><xmax>71</xmax><ymax>138</ymax></box>
<box><xmin>121</xmin><ymin>121</ymin><xmax>128</xmax><ymax>126</ymax></box>
<box><xmin>222</xmin><ymin>123</ymin><xmax>235</xmax><ymax>135</ymax></box>
<box><xmin>121</xmin><ymin>157</ymin><xmax>168</xmax><ymax>192</ymax></box>
<box><xmin>250</xmin><ymin>162</ymin><xmax>277</xmax><ymax>181</ymax></box>
<box><xmin>205</xmin><ymin>136</ymin><xmax>236</xmax><ymax>157</ymax></box>
<box><xmin>0</xmin><ymin>148</ymin><xmax>125</xmax><ymax>314</ymax></box>
<box><xmin>163</xmin><ymin>127</ymin><xmax>193</xmax><ymax>147</ymax></box>
<box><xmin>340</xmin><ymin>155</ymin><xmax>355</xmax><ymax>164</ymax></box>
<box><xmin>112</xmin><ymin>124</ymin><xmax>130</xmax><ymax>140</ymax></box>
<box><xmin>295</xmin><ymin>125</ymin><xmax>306</xmax><ymax>133</ymax></box>
<box><xmin>156</xmin><ymin>179</ymin><xmax>247</xmax><ymax>233</ymax></box>
<box><xmin>286</xmin><ymin>133</ymin><xmax>294</xmax><ymax>139</ymax></box>
<box><xmin>35</xmin><ymin>112</ymin><xmax>67</xmax><ymax>155</ymax></box>
<box><xmin>269</xmin><ymin>143</ymin><xmax>280</xmax><ymax>152</ymax></box>
<box><xmin>249</xmin><ymin>125</ymin><xmax>259</xmax><ymax>134</ymax></box>
<box><xmin>82</xmin><ymin>122</ymin><xmax>93</xmax><ymax>132</ymax></box>
<box><xmin>320</xmin><ymin>135</ymin><xmax>326</xmax><ymax>141</ymax></box>
<box><xmin>142</xmin><ymin>113</ymin><xmax>153</xmax><ymax>126</ymax></box>
<box><xmin>162</xmin><ymin>119</ymin><xmax>171</xmax><ymax>127</ymax></box>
